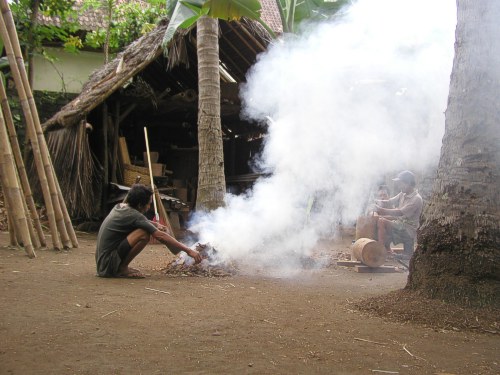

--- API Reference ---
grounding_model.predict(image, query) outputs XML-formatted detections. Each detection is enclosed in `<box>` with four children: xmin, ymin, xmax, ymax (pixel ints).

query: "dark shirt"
<box><xmin>95</xmin><ymin>204</ymin><xmax>157</xmax><ymax>277</ymax></box>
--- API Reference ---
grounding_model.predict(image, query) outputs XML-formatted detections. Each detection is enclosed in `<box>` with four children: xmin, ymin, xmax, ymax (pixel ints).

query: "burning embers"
<box><xmin>161</xmin><ymin>243</ymin><xmax>237</xmax><ymax>277</ymax></box>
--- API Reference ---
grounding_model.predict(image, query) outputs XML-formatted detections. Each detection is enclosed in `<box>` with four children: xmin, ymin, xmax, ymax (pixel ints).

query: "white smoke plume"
<box><xmin>189</xmin><ymin>0</ymin><xmax>456</xmax><ymax>276</ymax></box>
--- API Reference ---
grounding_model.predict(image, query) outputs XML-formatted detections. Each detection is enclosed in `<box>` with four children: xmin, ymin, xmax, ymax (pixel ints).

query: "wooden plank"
<box><xmin>354</xmin><ymin>265</ymin><xmax>398</xmax><ymax>273</ymax></box>
<box><xmin>118</xmin><ymin>137</ymin><xmax>131</xmax><ymax>165</ymax></box>
<box><xmin>336</xmin><ymin>260</ymin><xmax>362</xmax><ymax>267</ymax></box>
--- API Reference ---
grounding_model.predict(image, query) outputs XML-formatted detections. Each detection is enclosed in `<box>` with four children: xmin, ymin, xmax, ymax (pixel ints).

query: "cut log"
<box><xmin>351</xmin><ymin>238</ymin><xmax>386</xmax><ymax>267</ymax></box>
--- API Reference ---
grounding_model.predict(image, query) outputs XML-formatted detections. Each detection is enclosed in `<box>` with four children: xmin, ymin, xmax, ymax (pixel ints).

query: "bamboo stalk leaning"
<box><xmin>0</xmin><ymin>78</ymin><xmax>46</xmax><ymax>247</ymax></box>
<box><xmin>0</xmin><ymin>108</ymin><xmax>35</xmax><ymax>258</ymax></box>
<box><xmin>0</xmin><ymin>165</ymin><xmax>18</xmax><ymax>246</ymax></box>
<box><xmin>0</xmin><ymin>1</ymin><xmax>73</xmax><ymax>249</ymax></box>
<box><xmin>0</xmin><ymin>9</ymin><xmax>61</xmax><ymax>250</ymax></box>
<box><xmin>1</xmin><ymin>1</ymin><xmax>71</xmax><ymax>248</ymax></box>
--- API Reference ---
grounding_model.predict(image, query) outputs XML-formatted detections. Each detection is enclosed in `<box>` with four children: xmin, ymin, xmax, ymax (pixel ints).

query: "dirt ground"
<box><xmin>0</xmin><ymin>230</ymin><xmax>498</xmax><ymax>375</ymax></box>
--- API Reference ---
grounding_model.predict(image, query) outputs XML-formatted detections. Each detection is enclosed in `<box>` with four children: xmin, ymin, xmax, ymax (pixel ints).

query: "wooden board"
<box><xmin>354</xmin><ymin>265</ymin><xmax>398</xmax><ymax>273</ymax></box>
<box><xmin>118</xmin><ymin>137</ymin><xmax>131</xmax><ymax>165</ymax></box>
<box><xmin>336</xmin><ymin>260</ymin><xmax>362</xmax><ymax>267</ymax></box>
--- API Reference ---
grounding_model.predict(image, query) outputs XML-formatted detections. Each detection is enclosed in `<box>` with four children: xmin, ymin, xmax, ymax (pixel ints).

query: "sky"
<box><xmin>188</xmin><ymin>0</ymin><xmax>457</xmax><ymax>277</ymax></box>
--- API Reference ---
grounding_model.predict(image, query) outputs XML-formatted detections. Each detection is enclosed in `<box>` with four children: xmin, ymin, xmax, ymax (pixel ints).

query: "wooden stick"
<box><xmin>402</xmin><ymin>345</ymin><xmax>426</xmax><ymax>361</ymax></box>
<box><xmin>100</xmin><ymin>310</ymin><xmax>118</xmax><ymax>318</ymax></box>
<box><xmin>354</xmin><ymin>337</ymin><xmax>388</xmax><ymax>345</ymax></box>
<box><xmin>154</xmin><ymin>188</ymin><xmax>175</xmax><ymax>238</ymax></box>
<box><xmin>0</xmin><ymin>78</ymin><xmax>46</xmax><ymax>247</ymax></box>
<box><xmin>145</xmin><ymin>287</ymin><xmax>171</xmax><ymax>294</ymax></box>
<box><xmin>144</xmin><ymin>127</ymin><xmax>158</xmax><ymax>220</ymax></box>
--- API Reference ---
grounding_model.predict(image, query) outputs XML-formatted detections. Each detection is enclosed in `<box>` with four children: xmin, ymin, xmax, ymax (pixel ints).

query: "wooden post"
<box><xmin>111</xmin><ymin>101</ymin><xmax>120</xmax><ymax>183</ymax></box>
<box><xmin>0</xmin><ymin>107</ymin><xmax>35</xmax><ymax>258</ymax></box>
<box><xmin>0</xmin><ymin>78</ymin><xmax>46</xmax><ymax>247</ymax></box>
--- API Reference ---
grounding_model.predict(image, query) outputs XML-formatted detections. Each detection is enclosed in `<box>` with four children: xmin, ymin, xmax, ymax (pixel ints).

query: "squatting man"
<box><xmin>95</xmin><ymin>184</ymin><xmax>202</xmax><ymax>278</ymax></box>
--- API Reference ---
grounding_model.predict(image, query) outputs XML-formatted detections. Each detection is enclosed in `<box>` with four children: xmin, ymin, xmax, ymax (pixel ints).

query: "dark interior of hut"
<box><xmin>77</xmin><ymin>20</ymin><xmax>272</xmax><ymax>227</ymax></box>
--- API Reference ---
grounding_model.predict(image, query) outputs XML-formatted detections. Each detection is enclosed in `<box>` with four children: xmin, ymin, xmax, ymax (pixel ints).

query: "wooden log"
<box><xmin>351</xmin><ymin>238</ymin><xmax>386</xmax><ymax>268</ymax></box>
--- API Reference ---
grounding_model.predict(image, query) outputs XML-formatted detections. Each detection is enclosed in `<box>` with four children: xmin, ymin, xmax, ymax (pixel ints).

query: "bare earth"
<box><xmin>0</xmin><ymin>231</ymin><xmax>498</xmax><ymax>375</ymax></box>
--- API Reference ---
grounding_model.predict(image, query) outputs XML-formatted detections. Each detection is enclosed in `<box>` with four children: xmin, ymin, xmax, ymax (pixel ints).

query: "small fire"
<box><xmin>162</xmin><ymin>243</ymin><xmax>237</xmax><ymax>277</ymax></box>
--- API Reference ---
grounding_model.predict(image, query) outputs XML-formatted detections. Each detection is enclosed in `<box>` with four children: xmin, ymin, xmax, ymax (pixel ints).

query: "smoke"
<box><xmin>189</xmin><ymin>0</ymin><xmax>456</xmax><ymax>276</ymax></box>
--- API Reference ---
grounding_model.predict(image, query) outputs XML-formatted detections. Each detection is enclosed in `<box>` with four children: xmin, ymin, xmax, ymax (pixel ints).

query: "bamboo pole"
<box><xmin>0</xmin><ymin>167</ymin><xmax>18</xmax><ymax>246</ymax></box>
<box><xmin>7</xmin><ymin>207</ymin><xmax>18</xmax><ymax>246</ymax></box>
<box><xmin>0</xmin><ymin>78</ymin><xmax>46</xmax><ymax>247</ymax></box>
<box><xmin>0</xmin><ymin>107</ymin><xmax>35</xmax><ymax>258</ymax></box>
<box><xmin>144</xmin><ymin>127</ymin><xmax>159</xmax><ymax>220</ymax></box>
<box><xmin>1</xmin><ymin>2</ymin><xmax>72</xmax><ymax>248</ymax></box>
<box><xmin>52</xmin><ymin>163</ymin><xmax>79</xmax><ymax>248</ymax></box>
<box><xmin>0</xmin><ymin>2</ymin><xmax>69</xmax><ymax>249</ymax></box>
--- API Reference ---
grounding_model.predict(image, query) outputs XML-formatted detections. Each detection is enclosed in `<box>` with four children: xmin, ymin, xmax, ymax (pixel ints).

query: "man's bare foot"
<box><xmin>117</xmin><ymin>267</ymin><xmax>145</xmax><ymax>279</ymax></box>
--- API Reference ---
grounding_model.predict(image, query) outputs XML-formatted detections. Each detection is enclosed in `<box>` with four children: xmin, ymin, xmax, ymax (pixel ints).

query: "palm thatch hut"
<box><xmin>38</xmin><ymin>4</ymin><xmax>282</xmax><ymax>224</ymax></box>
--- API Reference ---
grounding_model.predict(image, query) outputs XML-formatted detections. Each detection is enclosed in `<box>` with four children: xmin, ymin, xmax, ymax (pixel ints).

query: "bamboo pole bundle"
<box><xmin>0</xmin><ymin>78</ymin><xmax>46</xmax><ymax>247</ymax></box>
<box><xmin>0</xmin><ymin>0</ymin><xmax>77</xmax><ymax>249</ymax></box>
<box><xmin>0</xmin><ymin>108</ymin><xmax>36</xmax><ymax>258</ymax></box>
<box><xmin>0</xmin><ymin>12</ymin><xmax>61</xmax><ymax>249</ymax></box>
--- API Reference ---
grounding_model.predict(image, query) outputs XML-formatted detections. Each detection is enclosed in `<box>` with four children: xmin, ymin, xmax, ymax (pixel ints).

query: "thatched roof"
<box><xmin>42</xmin><ymin>3</ymin><xmax>281</xmax><ymax>133</ymax></box>
<box><xmin>42</xmin><ymin>19</ymin><xmax>168</xmax><ymax>131</ymax></box>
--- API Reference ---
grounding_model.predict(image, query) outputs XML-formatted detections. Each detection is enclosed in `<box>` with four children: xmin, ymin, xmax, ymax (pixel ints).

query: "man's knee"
<box><xmin>128</xmin><ymin>229</ymin><xmax>151</xmax><ymax>246</ymax></box>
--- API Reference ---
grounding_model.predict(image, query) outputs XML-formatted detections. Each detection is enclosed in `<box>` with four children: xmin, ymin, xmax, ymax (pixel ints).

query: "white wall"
<box><xmin>32</xmin><ymin>47</ymin><xmax>105</xmax><ymax>94</ymax></box>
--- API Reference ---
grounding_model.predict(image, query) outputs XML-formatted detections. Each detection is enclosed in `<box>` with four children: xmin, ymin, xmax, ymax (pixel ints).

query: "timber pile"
<box><xmin>161</xmin><ymin>244</ymin><xmax>238</xmax><ymax>278</ymax></box>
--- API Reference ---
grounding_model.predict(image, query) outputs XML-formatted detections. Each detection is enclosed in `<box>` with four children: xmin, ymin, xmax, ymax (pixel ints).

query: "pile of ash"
<box><xmin>161</xmin><ymin>243</ymin><xmax>238</xmax><ymax>278</ymax></box>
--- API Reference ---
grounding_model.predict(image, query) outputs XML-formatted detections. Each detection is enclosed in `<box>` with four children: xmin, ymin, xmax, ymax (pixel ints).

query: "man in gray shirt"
<box><xmin>375</xmin><ymin>170</ymin><xmax>423</xmax><ymax>255</ymax></box>
<box><xmin>96</xmin><ymin>184</ymin><xmax>201</xmax><ymax>278</ymax></box>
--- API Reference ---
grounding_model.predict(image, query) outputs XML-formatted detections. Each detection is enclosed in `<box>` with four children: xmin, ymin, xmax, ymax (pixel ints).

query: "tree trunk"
<box><xmin>27</xmin><ymin>0</ymin><xmax>40</xmax><ymax>89</ymax></box>
<box><xmin>407</xmin><ymin>0</ymin><xmax>500</xmax><ymax>307</ymax></box>
<box><xmin>195</xmin><ymin>16</ymin><xmax>226</xmax><ymax>211</ymax></box>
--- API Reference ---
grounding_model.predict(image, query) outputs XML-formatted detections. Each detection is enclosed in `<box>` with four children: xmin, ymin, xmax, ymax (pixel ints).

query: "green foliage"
<box><xmin>162</xmin><ymin>0</ymin><xmax>274</xmax><ymax>52</ymax></box>
<box><xmin>10</xmin><ymin>0</ymin><xmax>166</xmax><ymax>55</ymax></box>
<box><xmin>84</xmin><ymin>0</ymin><xmax>166</xmax><ymax>51</ymax></box>
<box><xmin>276</xmin><ymin>0</ymin><xmax>351</xmax><ymax>33</ymax></box>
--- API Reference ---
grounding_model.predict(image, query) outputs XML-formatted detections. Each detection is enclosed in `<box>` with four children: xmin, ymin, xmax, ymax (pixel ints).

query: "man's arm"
<box><xmin>375</xmin><ymin>205</ymin><xmax>403</xmax><ymax>217</ymax></box>
<box><xmin>151</xmin><ymin>230</ymin><xmax>202</xmax><ymax>263</ymax></box>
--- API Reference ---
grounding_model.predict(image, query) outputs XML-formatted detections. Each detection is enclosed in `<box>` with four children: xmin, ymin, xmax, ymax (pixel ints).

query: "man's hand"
<box><xmin>186</xmin><ymin>248</ymin><xmax>202</xmax><ymax>264</ymax></box>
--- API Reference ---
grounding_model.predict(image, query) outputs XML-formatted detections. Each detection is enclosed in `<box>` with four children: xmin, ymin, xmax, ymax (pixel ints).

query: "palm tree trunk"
<box><xmin>407</xmin><ymin>0</ymin><xmax>500</xmax><ymax>307</ymax></box>
<box><xmin>26</xmin><ymin>0</ymin><xmax>40</xmax><ymax>88</ymax></box>
<box><xmin>196</xmin><ymin>16</ymin><xmax>226</xmax><ymax>211</ymax></box>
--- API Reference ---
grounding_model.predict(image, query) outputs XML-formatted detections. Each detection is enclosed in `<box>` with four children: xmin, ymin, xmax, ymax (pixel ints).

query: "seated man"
<box><xmin>95</xmin><ymin>184</ymin><xmax>202</xmax><ymax>278</ymax></box>
<box><xmin>374</xmin><ymin>170</ymin><xmax>423</xmax><ymax>257</ymax></box>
